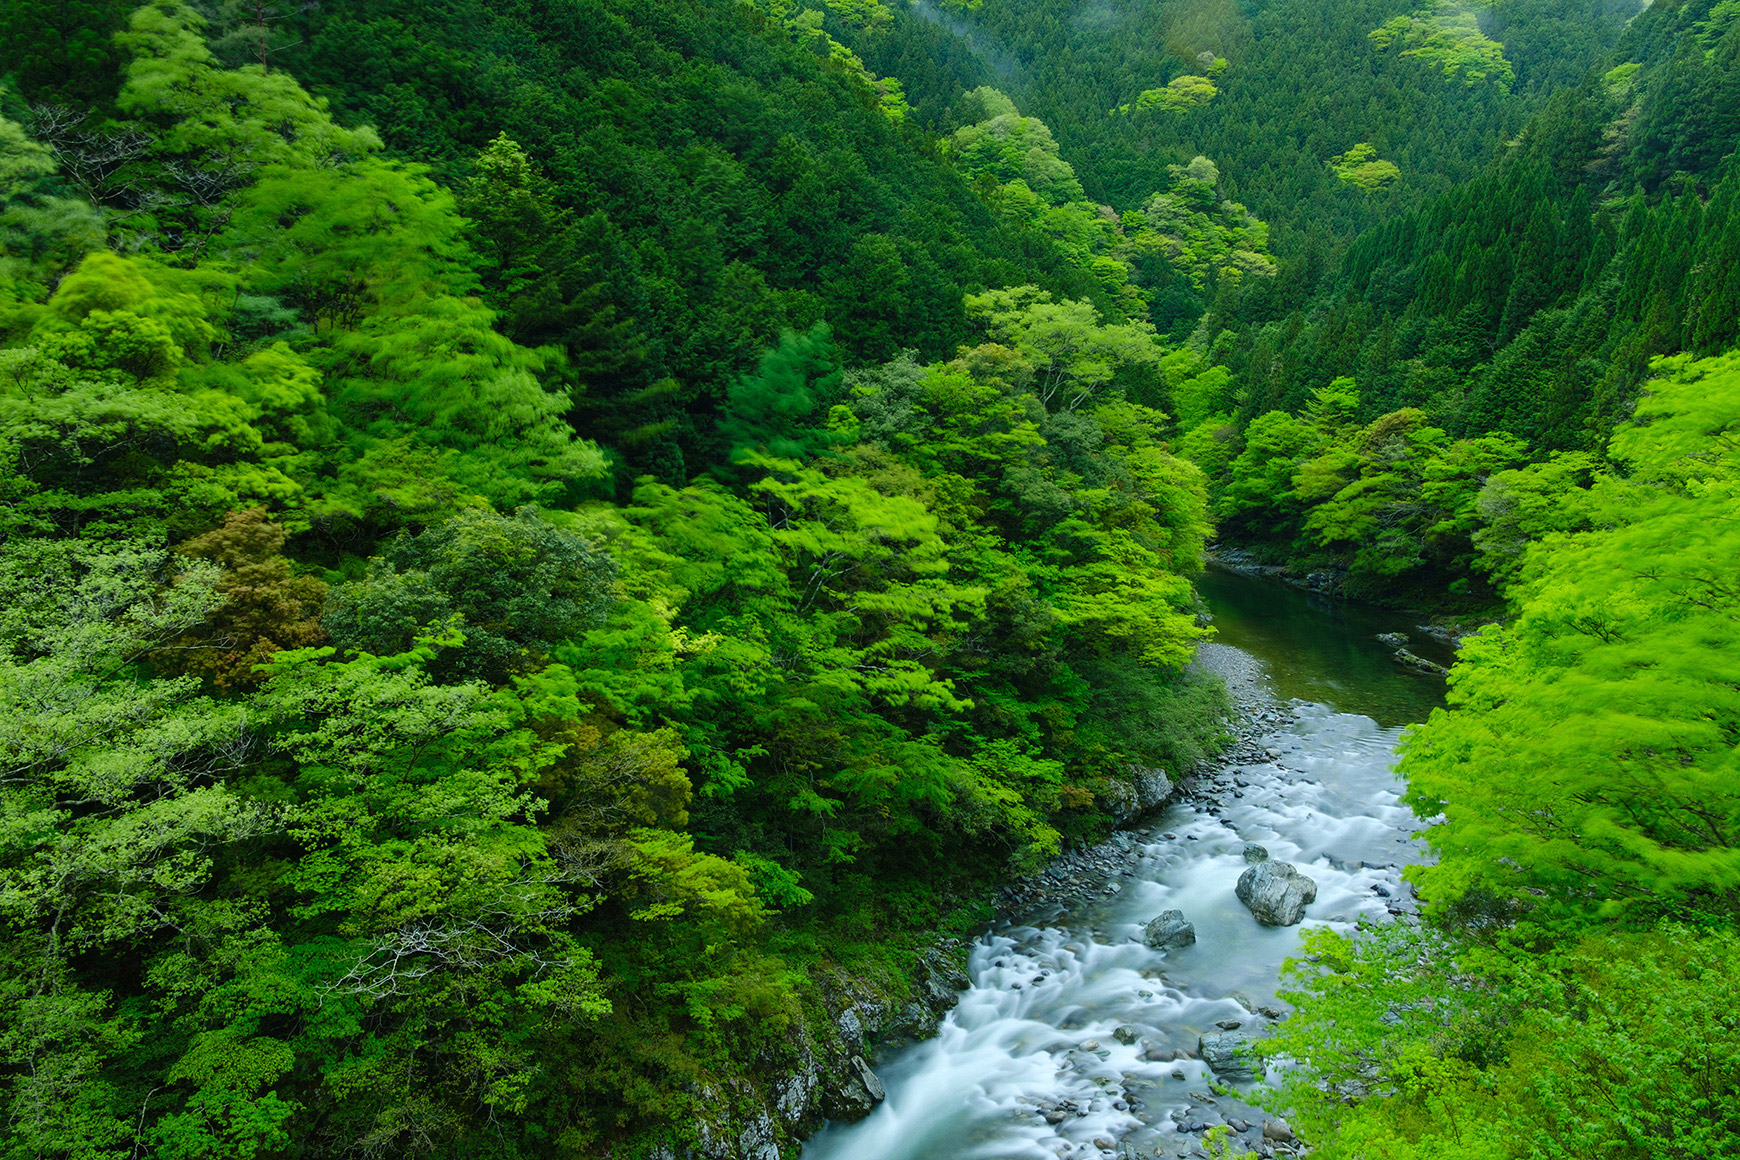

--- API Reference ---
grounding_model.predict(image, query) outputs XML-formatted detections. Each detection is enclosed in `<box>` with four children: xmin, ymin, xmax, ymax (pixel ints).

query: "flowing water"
<box><xmin>801</xmin><ymin>567</ymin><xmax>1450</xmax><ymax>1160</ymax></box>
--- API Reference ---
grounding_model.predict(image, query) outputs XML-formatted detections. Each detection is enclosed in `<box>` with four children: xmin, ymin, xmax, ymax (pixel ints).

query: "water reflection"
<box><xmin>1195</xmin><ymin>565</ymin><xmax>1451</xmax><ymax>726</ymax></box>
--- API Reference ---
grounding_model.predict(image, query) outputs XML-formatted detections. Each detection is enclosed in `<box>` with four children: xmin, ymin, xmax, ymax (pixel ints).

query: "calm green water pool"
<box><xmin>1194</xmin><ymin>565</ymin><xmax>1453</xmax><ymax>728</ymax></box>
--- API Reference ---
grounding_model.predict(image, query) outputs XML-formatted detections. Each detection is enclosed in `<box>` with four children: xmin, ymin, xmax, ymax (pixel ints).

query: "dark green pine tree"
<box><xmin>717</xmin><ymin>322</ymin><xmax>844</xmax><ymax>469</ymax></box>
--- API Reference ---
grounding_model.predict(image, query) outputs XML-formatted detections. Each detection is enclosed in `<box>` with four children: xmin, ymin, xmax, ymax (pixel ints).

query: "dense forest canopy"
<box><xmin>1</xmin><ymin>0</ymin><xmax>1738</xmax><ymax>1155</ymax></box>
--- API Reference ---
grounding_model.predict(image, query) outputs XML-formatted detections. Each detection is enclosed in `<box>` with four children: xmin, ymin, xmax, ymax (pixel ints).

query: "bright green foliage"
<box><xmin>265</xmin><ymin>0</ymin><xmax>1112</xmax><ymax>440</ymax></box>
<box><xmin>1264</xmin><ymin>923</ymin><xmax>1740</xmax><ymax>1160</ymax></box>
<box><xmin>1127</xmin><ymin>158</ymin><xmax>1276</xmax><ymax>291</ymax></box>
<box><xmin>1212</xmin><ymin>381</ymin><xmax>1530</xmax><ymax>597</ymax></box>
<box><xmin>1402</xmin><ymin>353</ymin><xmax>1740</xmax><ymax>926</ymax></box>
<box><xmin>1469</xmin><ymin>450</ymin><xmax>1600</xmax><ymax>589</ymax></box>
<box><xmin>0</xmin><ymin>37</ymin><xmax>1225</xmax><ymax>1141</ymax></box>
<box><xmin>25</xmin><ymin>0</ymin><xmax>1726</xmax><ymax>1151</ymax></box>
<box><xmin>0</xmin><ymin>344</ymin><xmax>302</xmax><ymax>540</ymax></box>
<box><xmin>228</xmin><ymin>157</ymin><xmax>607</xmax><ymax>512</ymax></box>
<box><xmin>1370</xmin><ymin>2</ymin><xmax>1515</xmax><ymax>91</ymax></box>
<box><xmin>0</xmin><ymin>540</ymin><xmax>272</xmax><ymax>1159</ymax></box>
<box><xmin>1123</xmin><ymin>74</ymin><xmax>1219</xmax><ymax>115</ymax></box>
<box><xmin>1189</xmin><ymin>0</ymin><xmax>1740</xmax><ymax>578</ymax></box>
<box><xmin>947</xmin><ymin>92</ymin><xmax>1275</xmax><ymax>315</ymax></box>
<box><xmin>1216</xmin><ymin>410</ymin><xmax>1317</xmax><ymax>529</ymax></box>
<box><xmin>0</xmin><ymin>114</ymin><xmax>104</xmax><ymax>332</ymax></box>
<box><xmin>949</xmin><ymin>88</ymin><xmax>1086</xmax><ymax>204</ymax></box>
<box><xmin>1329</xmin><ymin>142</ymin><xmax>1402</xmax><ymax>190</ymax></box>
<box><xmin>965</xmin><ymin>285</ymin><xmax>1162</xmax><ymax>410</ymax></box>
<box><xmin>0</xmin><ymin>537</ymin><xmax>621</xmax><ymax>1158</ymax></box>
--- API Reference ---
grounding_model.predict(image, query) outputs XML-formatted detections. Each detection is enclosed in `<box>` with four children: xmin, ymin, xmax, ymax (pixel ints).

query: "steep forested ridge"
<box><xmin>2</xmin><ymin>0</ymin><xmax>1739</xmax><ymax>1156</ymax></box>
<box><xmin>0</xmin><ymin>3</ymin><xmax>1224</xmax><ymax>1155</ymax></box>
<box><xmin>1177</xmin><ymin>0</ymin><xmax>1740</xmax><ymax>603</ymax></box>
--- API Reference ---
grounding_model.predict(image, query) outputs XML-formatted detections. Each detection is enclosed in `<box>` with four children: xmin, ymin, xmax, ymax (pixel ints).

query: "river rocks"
<box><xmin>1376</xmin><ymin>631</ymin><xmax>1408</xmax><ymax>647</ymax></box>
<box><xmin>1242</xmin><ymin>844</ymin><xmax>1269</xmax><ymax>864</ymax></box>
<box><xmin>1113</xmin><ymin>1025</ymin><xmax>1139</xmax><ymax>1045</ymax></box>
<box><xmin>1143</xmin><ymin>909</ymin><xmax>1197</xmax><ymax>949</ymax></box>
<box><xmin>1263</xmin><ymin>1119</ymin><xmax>1297</xmax><ymax>1143</ymax></box>
<box><xmin>1089</xmin><ymin>762</ymin><xmax>1176</xmax><ymax>824</ymax></box>
<box><xmin>889</xmin><ymin>1000</ymin><xmax>932</xmax><ymax>1039</ymax></box>
<box><xmin>1394</xmin><ymin>648</ymin><xmax>1449</xmax><ymax>676</ymax></box>
<box><xmin>917</xmin><ymin>949</ymin><xmax>969</xmax><ymax>1010</ymax></box>
<box><xmin>773</xmin><ymin>1063</ymin><xmax>817</xmax><ymax>1128</ymax></box>
<box><xmin>1198</xmin><ymin>1031</ymin><xmax>1260</xmax><ymax>1081</ymax></box>
<box><xmin>834</xmin><ymin>1007</ymin><xmax>864</xmax><ymax>1055</ymax></box>
<box><xmin>1235</xmin><ymin>860</ymin><xmax>1318</xmax><ymax>926</ymax></box>
<box><xmin>686</xmin><ymin>1081</ymin><xmax>785</xmax><ymax>1160</ymax></box>
<box><xmin>847</xmin><ymin>1055</ymin><xmax>885</xmax><ymax>1103</ymax></box>
<box><xmin>1128</xmin><ymin>764</ymin><xmax>1174</xmax><ymax>813</ymax></box>
<box><xmin>1418</xmin><ymin>622</ymin><xmax>1492</xmax><ymax>649</ymax></box>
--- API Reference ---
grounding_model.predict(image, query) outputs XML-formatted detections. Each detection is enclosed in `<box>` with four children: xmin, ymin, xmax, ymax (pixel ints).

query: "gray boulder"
<box><xmin>1129</xmin><ymin>764</ymin><xmax>1173</xmax><ymax>813</ymax></box>
<box><xmin>848</xmin><ymin>1055</ymin><xmax>885</xmax><ymax>1103</ymax></box>
<box><xmin>1198</xmin><ymin>1031</ymin><xmax>1259</xmax><ymax>1081</ymax></box>
<box><xmin>1143</xmin><ymin>910</ymin><xmax>1197</xmax><ymax>949</ymax></box>
<box><xmin>917</xmin><ymin>950</ymin><xmax>968</xmax><ymax>1010</ymax></box>
<box><xmin>1235</xmin><ymin>860</ymin><xmax>1318</xmax><ymax>926</ymax></box>
<box><xmin>1376</xmin><ymin>632</ymin><xmax>1408</xmax><ymax>647</ymax></box>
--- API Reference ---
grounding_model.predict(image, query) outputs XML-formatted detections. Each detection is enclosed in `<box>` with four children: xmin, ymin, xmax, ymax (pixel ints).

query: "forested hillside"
<box><xmin>3</xmin><ymin>0</ymin><xmax>1739</xmax><ymax>1156</ymax></box>
<box><xmin>0</xmin><ymin>2</ymin><xmax>1224</xmax><ymax>1155</ymax></box>
<box><xmin>1175</xmin><ymin>0</ymin><xmax>1740</xmax><ymax>603</ymax></box>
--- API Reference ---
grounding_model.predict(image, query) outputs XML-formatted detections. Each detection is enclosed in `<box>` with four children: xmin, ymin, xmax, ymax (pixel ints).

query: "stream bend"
<box><xmin>802</xmin><ymin>643</ymin><xmax>1430</xmax><ymax>1160</ymax></box>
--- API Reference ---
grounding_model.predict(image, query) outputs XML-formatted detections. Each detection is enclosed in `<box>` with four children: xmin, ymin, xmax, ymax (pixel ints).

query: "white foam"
<box><xmin>802</xmin><ymin>701</ymin><xmax>1425</xmax><ymax>1160</ymax></box>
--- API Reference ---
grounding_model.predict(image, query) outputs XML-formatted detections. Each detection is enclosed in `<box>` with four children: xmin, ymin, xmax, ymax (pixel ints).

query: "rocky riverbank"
<box><xmin>663</xmin><ymin>644</ymin><xmax>1304</xmax><ymax>1160</ymax></box>
<box><xmin>994</xmin><ymin>644</ymin><xmax>1296</xmax><ymax>918</ymax></box>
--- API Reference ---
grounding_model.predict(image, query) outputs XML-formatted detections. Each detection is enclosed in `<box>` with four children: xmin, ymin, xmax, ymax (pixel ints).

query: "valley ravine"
<box><xmin>801</xmin><ymin>575</ymin><xmax>1445</xmax><ymax>1160</ymax></box>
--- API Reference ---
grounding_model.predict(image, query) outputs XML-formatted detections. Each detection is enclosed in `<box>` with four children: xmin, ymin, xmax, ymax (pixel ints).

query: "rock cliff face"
<box><xmin>652</xmin><ymin>948</ymin><xmax>970</xmax><ymax>1159</ymax></box>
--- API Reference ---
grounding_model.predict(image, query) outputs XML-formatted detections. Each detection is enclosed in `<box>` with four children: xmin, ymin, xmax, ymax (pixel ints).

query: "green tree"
<box><xmin>1404</xmin><ymin>352</ymin><xmax>1740</xmax><ymax>927</ymax></box>
<box><xmin>718</xmin><ymin>322</ymin><xmax>844</xmax><ymax>464</ymax></box>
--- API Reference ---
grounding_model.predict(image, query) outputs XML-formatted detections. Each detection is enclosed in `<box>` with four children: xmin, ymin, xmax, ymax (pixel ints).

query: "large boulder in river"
<box><xmin>1235</xmin><ymin>860</ymin><xmax>1318</xmax><ymax>926</ymax></box>
<box><xmin>1143</xmin><ymin>910</ymin><xmax>1197</xmax><ymax>949</ymax></box>
<box><xmin>1198</xmin><ymin>1031</ymin><xmax>1260</xmax><ymax>1081</ymax></box>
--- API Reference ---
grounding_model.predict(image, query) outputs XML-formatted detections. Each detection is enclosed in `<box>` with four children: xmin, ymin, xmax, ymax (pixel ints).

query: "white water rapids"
<box><xmin>802</xmin><ymin>646</ymin><xmax>1429</xmax><ymax>1160</ymax></box>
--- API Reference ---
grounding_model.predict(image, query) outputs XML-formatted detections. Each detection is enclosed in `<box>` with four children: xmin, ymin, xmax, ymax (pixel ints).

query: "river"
<box><xmin>799</xmin><ymin>567</ymin><xmax>1451</xmax><ymax>1160</ymax></box>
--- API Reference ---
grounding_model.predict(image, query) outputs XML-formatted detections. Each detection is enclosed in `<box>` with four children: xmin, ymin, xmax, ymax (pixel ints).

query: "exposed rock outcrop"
<box><xmin>654</xmin><ymin>943</ymin><xmax>970</xmax><ymax>1158</ymax></box>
